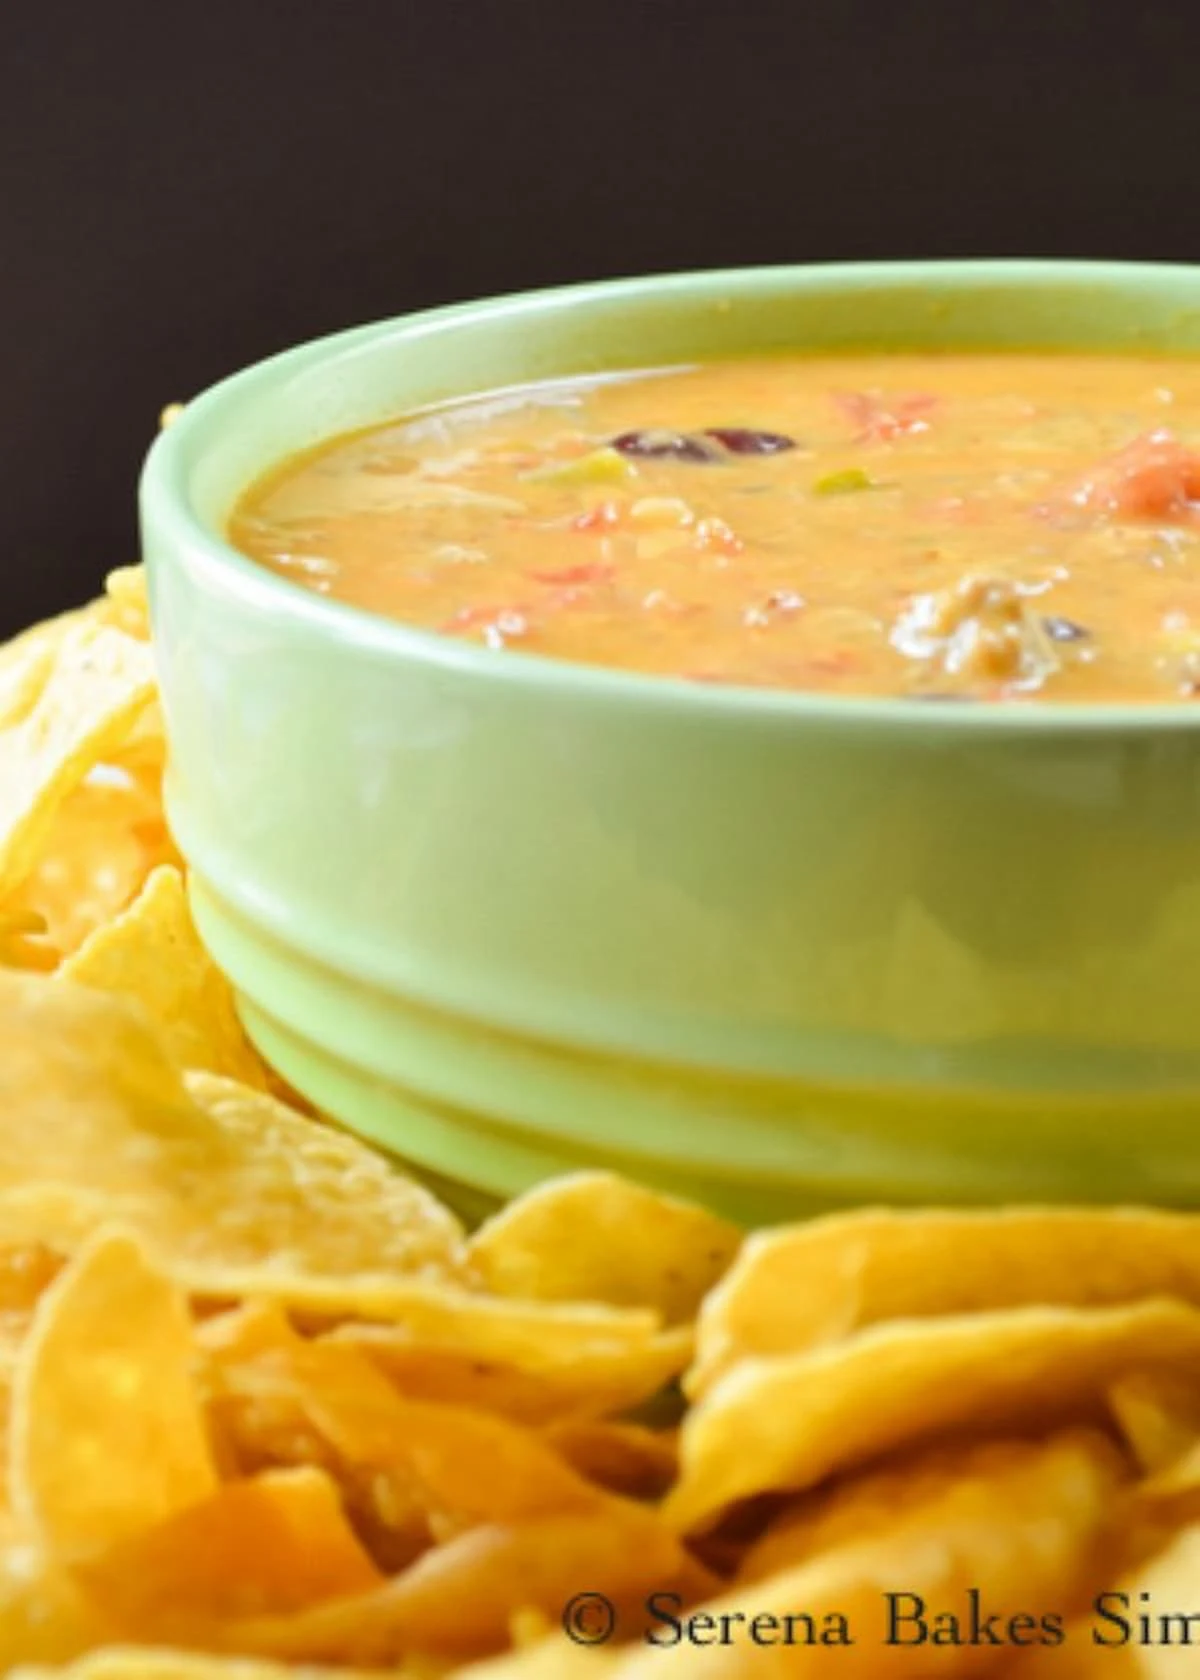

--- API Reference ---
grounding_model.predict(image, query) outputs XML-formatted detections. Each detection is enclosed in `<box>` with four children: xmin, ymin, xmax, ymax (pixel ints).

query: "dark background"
<box><xmin>2</xmin><ymin>0</ymin><xmax>1198</xmax><ymax>634</ymax></box>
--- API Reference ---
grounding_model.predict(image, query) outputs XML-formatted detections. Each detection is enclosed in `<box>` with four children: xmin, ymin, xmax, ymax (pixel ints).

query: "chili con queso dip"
<box><xmin>230</xmin><ymin>353</ymin><xmax>1200</xmax><ymax>701</ymax></box>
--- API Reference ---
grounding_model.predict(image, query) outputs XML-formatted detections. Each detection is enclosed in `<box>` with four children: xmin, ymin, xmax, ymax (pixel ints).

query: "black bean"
<box><xmin>610</xmin><ymin>430</ymin><xmax>721</xmax><ymax>462</ymax></box>
<box><xmin>1043</xmin><ymin>616</ymin><xmax>1091</xmax><ymax>642</ymax></box>
<box><xmin>704</xmin><ymin>427</ymin><xmax>797</xmax><ymax>455</ymax></box>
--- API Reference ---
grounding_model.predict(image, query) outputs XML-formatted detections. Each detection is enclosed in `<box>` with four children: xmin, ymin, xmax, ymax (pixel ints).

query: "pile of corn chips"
<box><xmin>0</xmin><ymin>567</ymin><xmax>1196</xmax><ymax>1680</ymax></box>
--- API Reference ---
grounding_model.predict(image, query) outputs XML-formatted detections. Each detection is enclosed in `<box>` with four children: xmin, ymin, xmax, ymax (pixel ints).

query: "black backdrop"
<box><xmin>3</xmin><ymin>0</ymin><xmax>1199</xmax><ymax>635</ymax></box>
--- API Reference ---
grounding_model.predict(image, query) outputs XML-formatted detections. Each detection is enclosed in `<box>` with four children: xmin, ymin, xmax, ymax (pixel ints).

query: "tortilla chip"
<box><xmin>0</xmin><ymin>1246</ymin><xmax>63</xmax><ymax>1442</ymax></box>
<box><xmin>0</xmin><ymin>623</ymin><xmax>155</xmax><ymax>900</ymax></box>
<box><xmin>201</xmin><ymin>1266</ymin><xmax>662</xmax><ymax>1342</ymax></box>
<box><xmin>75</xmin><ymin>1467</ymin><xmax>381</xmax><ymax>1631</ymax></box>
<box><xmin>668</xmin><ymin>1299</ymin><xmax>1200</xmax><ymax>1532</ymax></box>
<box><xmin>468</xmin><ymin>1173</ymin><xmax>741</xmax><ymax>1324</ymax></box>
<box><xmin>1122</xmin><ymin>1523</ymin><xmax>1200</xmax><ymax>1666</ymax></box>
<box><xmin>198</xmin><ymin>1301</ymin><xmax>629</xmax><ymax>1562</ymax></box>
<box><xmin>543</xmin><ymin>1419</ymin><xmax>678</xmax><ymax>1503</ymax></box>
<box><xmin>8</xmin><ymin>767</ymin><xmax>180</xmax><ymax>962</ymax></box>
<box><xmin>690</xmin><ymin>1206</ymin><xmax>1200</xmax><ymax>1395</ymax></box>
<box><xmin>0</xmin><ymin>605</ymin><xmax>102</xmax><ymax>733</ymax></box>
<box><xmin>1144</xmin><ymin>1435</ymin><xmax>1200</xmax><ymax>1502</ymax></box>
<box><xmin>1019</xmin><ymin>1522</ymin><xmax>1200</xmax><ymax>1678</ymax></box>
<box><xmin>0</xmin><ymin>1245</ymin><xmax>62</xmax><ymax>1503</ymax></box>
<box><xmin>456</xmin><ymin>1643</ymin><xmax>619</xmax><ymax>1677</ymax></box>
<box><xmin>103</xmin><ymin>567</ymin><xmax>150</xmax><ymax>640</ymax></box>
<box><xmin>205</xmin><ymin>1326</ymin><xmax>660</xmax><ymax>1543</ymax></box>
<box><xmin>0</xmin><ymin>1243</ymin><xmax>62</xmax><ymax>1314</ymax></box>
<box><xmin>195</xmin><ymin>1299</ymin><xmax>296</xmax><ymax>1361</ymax></box>
<box><xmin>9</xmin><ymin>1229</ymin><xmax>217</xmax><ymax>1554</ymax></box>
<box><xmin>743</xmin><ymin>1431</ymin><xmax>1125</xmax><ymax>1583</ymax></box>
<box><xmin>0</xmin><ymin>1553</ymin><xmax>116</xmax><ymax>1672</ymax></box>
<box><xmin>60</xmin><ymin>868</ymin><xmax>267</xmax><ymax>1086</ymax></box>
<box><xmin>620</xmin><ymin>1431</ymin><xmax>1121</xmax><ymax>1677</ymax></box>
<box><xmin>200</xmin><ymin>1364</ymin><xmax>435</xmax><ymax>1575</ymax></box>
<box><xmin>229</xmin><ymin>1503</ymin><xmax>713</xmax><ymax>1665</ymax></box>
<box><xmin>326</xmin><ymin>1322</ymin><xmax>690</xmax><ymax>1425</ymax></box>
<box><xmin>1107</xmin><ymin>1372</ymin><xmax>1200</xmax><ymax>1477</ymax></box>
<box><xmin>0</xmin><ymin>975</ymin><xmax>467</xmax><ymax>1287</ymax></box>
<box><xmin>10</xmin><ymin>1651</ymin><xmax>406</xmax><ymax>1680</ymax></box>
<box><xmin>199</xmin><ymin>1386</ymin><xmax>339</xmax><ymax>1503</ymax></box>
<box><xmin>0</xmin><ymin>908</ymin><xmax>58</xmax><ymax>972</ymax></box>
<box><xmin>266</xmin><ymin>1344</ymin><xmax>608</xmax><ymax>1526</ymax></box>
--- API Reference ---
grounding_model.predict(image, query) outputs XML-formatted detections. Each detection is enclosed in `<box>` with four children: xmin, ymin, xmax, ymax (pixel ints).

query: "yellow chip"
<box><xmin>60</xmin><ymin>868</ymin><xmax>268</xmax><ymax>1087</ymax></box>
<box><xmin>1107</xmin><ymin>1371</ymin><xmax>1200</xmax><ymax>1477</ymax></box>
<box><xmin>0</xmin><ymin>1554</ymin><xmax>116</xmax><ymax>1672</ymax></box>
<box><xmin>0</xmin><ymin>1244</ymin><xmax>65</xmax><ymax>1504</ymax></box>
<box><xmin>0</xmin><ymin>604</ymin><xmax>101</xmax><ymax>733</ymax></box>
<box><xmin>618</xmin><ymin>1431</ymin><xmax>1120</xmax><ymax>1678</ymax></box>
<box><xmin>0</xmin><ymin>1243</ymin><xmax>62</xmax><ymax>1315</ymax></box>
<box><xmin>195</xmin><ymin>1299</ymin><xmax>296</xmax><ymax>1362</ymax></box>
<box><xmin>1025</xmin><ymin>1522</ymin><xmax>1200</xmax><ymax>1678</ymax></box>
<box><xmin>1126</xmin><ymin>1523</ymin><xmax>1200</xmax><ymax>1653</ymax></box>
<box><xmin>75</xmin><ymin>1466</ymin><xmax>381</xmax><ymax>1631</ymax></box>
<box><xmin>201</xmin><ymin>1380</ymin><xmax>337</xmax><ymax>1494</ymax></box>
<box><xmin>102</xmin><ymin>566</ymin><xmax>150</xmax><ymax>639</ymax></box>
<box><xmin>668</xmin><ymin>1299</ymin><xmax>1200</xmax><ymax>1532</ymax></box>
<box><xmin>0</xmin><ymin>976</ymin><xmax>467</xmax><ymax>1287</ymax></box>
<box><xmin>467</xmin><ymin>1172</ymin><xmax>741</xmax><ymax>1324</ymax></box>
<box><xmin>180</xmin><ymin>1069</ymin><xmax>471</xmax><ymax>1283</ymax></box>
<box><xmin>230</xmin><ymin>1501</ymin><xmax>713</xmax><ymax>1666</ymax></box>
<box><xmin>0</xmin><ymin>622</ymin><xmax>155</xmax><ymax>900</ymax></box>
<box><xmin>205</xmin><ymin>1323</ymin><xmax>682</xmax><ymax>1544</ymax></box>
<box><xmin>199</xmin><ymin>1335</ymin><xmax>436</xmax><ymax>1571</ymax></box>
<box><xmin>321</xmin><ymin>1322</ymin><xmax>690</xmax><ymax>1426</ymax></box>
<box><xmin>197</xmin><ymin>1266</ymin><xmax>665</xmax><ymax>1350</ymax></box>
<box><xmin>689</xmin><ymin>1205</ymin><xmax>1200</xmax><ymax>1396</ymax></box>
<box><xmin>105</xmin><ymin>696</ymin><xmax>166</xmax><ymax>777</ymax></box>
<box><xmin>1144</xmin><ymin>1437</ymin><xmax>1200</xmax><ymax>1502</ymax></box>
<box><xmin>1015</xmin><ymin>1639</ymin><xmax>1179</xmax><ymax>1678</ymax></box>
<box><xmin>456</xmin><ymin>1644</ymin><xmax>619</xmax><ymax>1677</ymax></box>
<box><xmin>243</xmin><ymin>1340</ymin><xmax>606</xmax><ymax>1527</ymax></box>
<box><xmin>741</xmin><ymin>1429</ymin><xmax>1126</xmax><ymax>1584</ymax></box>
<box><xmin>10</xmin><ymin>1651</ymin><xmax>407</xmax><ymax>1680</ymax></box>
<box><xmin>9</xmin><ymin>1228</ymin><xmax>218</xmax><ymax>1555</ymax></box>
<box><xmin>0</xmin><ymin>907</ymin><xmax>58</xmax><ymax>972</ymax></box>
<box><xmin>543</xmin><ymin>1419</ymin><xmax>678</xmax><ymax>1503</ymax></box>
<box><xmin>7</xmin><ymin>766</ymin><xmax>181</xmax><ymax>962</ymax></box>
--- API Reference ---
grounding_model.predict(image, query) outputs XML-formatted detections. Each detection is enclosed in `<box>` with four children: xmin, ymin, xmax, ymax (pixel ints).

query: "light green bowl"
<box><xmin>141</xmin><ymin>261</ymin><xmax>1200</xmax><ymax>1224</ymax></box>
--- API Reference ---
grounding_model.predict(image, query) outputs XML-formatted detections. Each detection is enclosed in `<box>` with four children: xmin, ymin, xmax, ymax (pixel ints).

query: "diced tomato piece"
<box><xmin>1068</xmin><ymin>430</ymin><xmax>1200</xmax><ymax>520</ymax></box>
<box><xmin>834</xmin><ymin>391</ymin><xmax>936</xmax><ymax>442</ymax></box>
<box><xmin>528</xmin><ymin>562</ymin><xmax>616</xmax><ymax>585</ymax></box>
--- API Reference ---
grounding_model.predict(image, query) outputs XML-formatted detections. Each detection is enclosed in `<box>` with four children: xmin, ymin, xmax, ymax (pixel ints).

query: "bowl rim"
<box><xmin>141</xmin><ymin>256</ymin><xmax>1200</xmax><ymax>735</ymax></box>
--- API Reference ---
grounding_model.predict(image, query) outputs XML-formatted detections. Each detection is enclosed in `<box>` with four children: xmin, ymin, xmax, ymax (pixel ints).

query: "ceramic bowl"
<box><xmin>141</xmin><ymin>260</ymin><xmax>1200</xmax><ymax>1222</ymax></box>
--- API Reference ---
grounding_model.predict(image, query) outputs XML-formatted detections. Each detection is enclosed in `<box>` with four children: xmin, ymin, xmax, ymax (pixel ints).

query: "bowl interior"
<box><xmin>160</xmin><ymin>259</ymin><xmax>1200</xmax><ymax>558</ymax></box>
